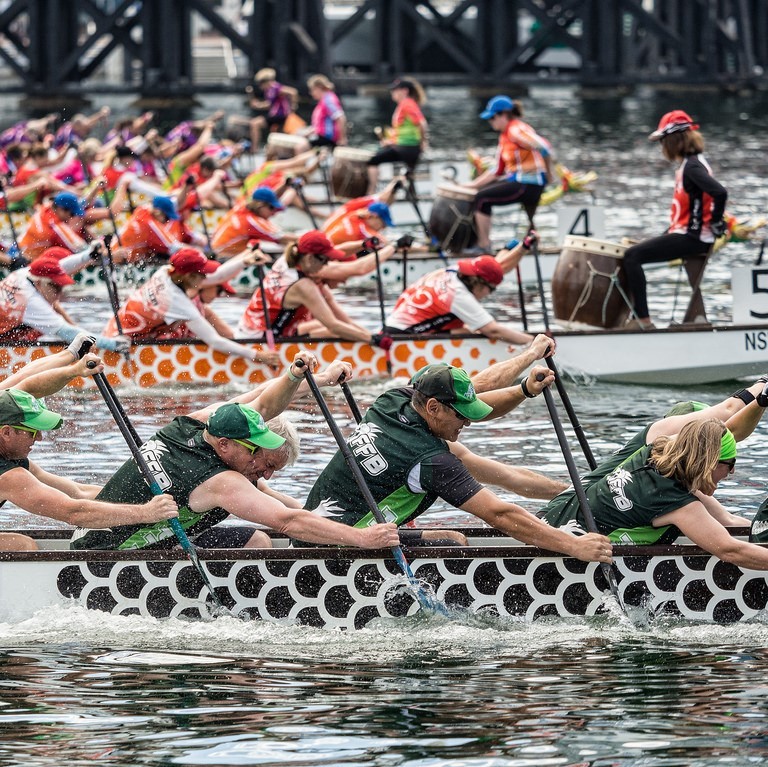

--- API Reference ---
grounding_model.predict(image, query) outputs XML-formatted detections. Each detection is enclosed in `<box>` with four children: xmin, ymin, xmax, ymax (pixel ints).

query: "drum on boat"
<box><xmin>266</xmin><ymin>133</ymin><xmax>305</xmax><ymax>159</ymax></box>
<box><xmin>551</xmin><ymin>236</ymin><xmax>631</xmax><ymax>328</ymax></box>
<box><xmin>330</xmin><ymin>146</ymin><xmax>373</xmax><ymax>199</ymax></box>
<box><xmin>428</xmin><ymin>183</ymin><xmax>478</xmax><ymax>253</ymax></box>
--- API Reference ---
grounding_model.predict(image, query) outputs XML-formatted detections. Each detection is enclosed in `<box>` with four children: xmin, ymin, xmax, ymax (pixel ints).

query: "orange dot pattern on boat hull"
<box><xmin>0</xmin><ymin>338</ymin><xmax>504</xmax><ymax>389</ymax></box>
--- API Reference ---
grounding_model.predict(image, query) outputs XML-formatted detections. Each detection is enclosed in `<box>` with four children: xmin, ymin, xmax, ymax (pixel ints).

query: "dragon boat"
<box><xmin>1</xmin><ymin>322</ymin><xmax>766</xmax><ymax>388</ymax></box>
<box><xmin>1</xmin><ymin>527</ymin><xmax>766</xmax><ymax>629</ymax></box>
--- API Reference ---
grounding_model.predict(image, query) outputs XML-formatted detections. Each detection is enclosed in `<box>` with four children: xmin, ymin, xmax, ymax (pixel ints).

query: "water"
<box><xmin>3</xmin><ymin>88</ymin><xmax>768</xmax><ymax>765</ymax></box>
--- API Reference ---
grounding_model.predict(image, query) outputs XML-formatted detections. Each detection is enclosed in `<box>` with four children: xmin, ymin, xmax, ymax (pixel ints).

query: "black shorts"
<box><xmin>266</xmin><ymin>114</ymin><xmax>287</xmax><ymax>131</ymax></box>
<box><xmin>309</xmin><ymin>135</ymin><xmax>337</xmax><ymax>149</ymax></box>
<box><xmin>367</xmin><ymin>144</ymin><xmax>421</xmax><ymax>169</ymax></box>
<box><xmin>193</xmin><ymin>526</ymin><xmax>263</xmax><ymax>548</ymax></box>
<box><xmin>475</xmin><ymin>180</ymin><xmax>544</xmax><ymax>216</ymax></box>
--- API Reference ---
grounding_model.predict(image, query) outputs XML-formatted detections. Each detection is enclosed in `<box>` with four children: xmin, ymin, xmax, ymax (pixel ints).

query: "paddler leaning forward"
<box><xmin>69</xmin><ymin>351</ymin><xmax>400</xmax><ymax>552</ymax></box>
<box><xmin>302</xmin><ymin>357</ymin><xmax>612</xmax><ymax>564</ymax></box>
<box><xmin>0</xmin><ymin>350</ymin><xmax>178</xmax><ymax>552</ymax></box>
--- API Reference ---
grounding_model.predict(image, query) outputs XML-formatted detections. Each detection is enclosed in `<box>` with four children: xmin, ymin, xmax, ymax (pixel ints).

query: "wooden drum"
<box><xmin>330</xmin><ymin>147</ymin><xmax>373</xmax><ymax>199</ymax></box>
<box><xmin>551</xmin><ymin>236</ymin><xmax>630</xmax><ymax>328</ymax></box>
<box><xmin>266</xmin><ymin>133</ymin><xmax>305</xmax><ymax>159</ymax></box>
<box><xmin>428</xmin><ymin>183</ymin><xmax>478</xmax><ymax>253</ymax></box>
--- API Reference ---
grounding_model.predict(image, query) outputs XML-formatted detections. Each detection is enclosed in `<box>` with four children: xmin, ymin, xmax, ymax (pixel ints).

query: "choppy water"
<box><xmin>3</xmin><ymin>89</ymin><xmax>768</xmax><ymax>765</ymax></box>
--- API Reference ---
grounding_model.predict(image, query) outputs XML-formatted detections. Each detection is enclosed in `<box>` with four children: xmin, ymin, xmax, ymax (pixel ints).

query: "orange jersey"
<box><xmin>323</xmin><ymin>212</ymin><xmax>378</xmax><ymax>246</ymax></box>
<box><xmin>18</xmin><ymin>204</ymin><xmax>86</xmax><ymax>259</ymax></box>
<box><xmin>495</xmin><ymin>118</ymin><xmax>551</xmax><ymax>184</ymax></box>
<box><xmin>321</xmin><ymin>196</ymin><xmax>375</xmax><ymax>232</ymax></box>
<box><xmin>118</xmin><ymin>206</ymin><xmax>180</xmax><ymax>263</ymax></box>
<box><xmin>211</xmin><ymin>203</ymin><xmax>283</xmax><ymax>258</ymax></box>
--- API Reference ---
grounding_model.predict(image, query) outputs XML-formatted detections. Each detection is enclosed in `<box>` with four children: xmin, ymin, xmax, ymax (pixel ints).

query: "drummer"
<box><xmin>237</xmin><ymin>230</ymin><xmax>392</xmax><ymax>349</ymax></box>
<box><xmin>382</xmin><ymin>254</ymin><xmax>534</xmax><ymax>347</ymax></box>
<box><xmin>298</xmin><ymin>74</ymin><xmax>347</xmax><ymax>151</ymax></box>
<box><xmin>463</xmin><ymin>96</ymin><xmax>555</xmax><ymax>251</ymax></box>
<box><xmin>623</xmin><ymin>110</ymin><xmax>727</xmax><ymax>329</ymax></box>
<box><xmin>366</xmin><ymin>78</ymin><xmax>429</xmax><ymax>194</ymax></box>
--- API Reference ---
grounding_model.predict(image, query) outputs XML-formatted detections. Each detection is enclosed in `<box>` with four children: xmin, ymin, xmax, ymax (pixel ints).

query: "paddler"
<box><xmin>302</xmin><ymin>356</ymin><xmax>612</xmax><ymax>562</ymax></box>
<box><xmin>537</xmin><ymin>379</ymin><xmax>768</xmax><ymax>571</ymax></box>
<box><xmin>68</xmin><ymin>352</ymin><xmax>400</xmax><ymax>552</ymax></box>
<box><xmin>102</xmin><ymin>247</ymin><xmax>280</xmax><ymax>367</ymax></box>
<box><xmin>0</xmin><ymin>353</ymin><xmax>178</xmax><ymax>552</ymax></box>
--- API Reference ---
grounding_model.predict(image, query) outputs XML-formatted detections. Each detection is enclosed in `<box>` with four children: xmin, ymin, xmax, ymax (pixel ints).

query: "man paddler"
<box><xmin>69</xmin><ymin>352</ymin><xmax>400</xmax><ymax>552</ymax></box>
<box><xmin>0</xmin><ymin>362</ymin><xmax>178</xmax><ymax>552</ymax></box>
<box><xmin>303</xmin><ymin>359</ymin><xmax>611</xmax><ymax>563</ymax></box>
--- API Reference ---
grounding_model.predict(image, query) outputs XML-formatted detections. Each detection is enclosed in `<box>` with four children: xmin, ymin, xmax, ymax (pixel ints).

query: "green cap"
<box><xmin>206</xmin><ymin>404</ymin><xmax>285</xmax><ymax>449</ymax></box>
<box><xmin>411</xmin><ymin>363</ymin><xmax>493</xmax><ymax>421</ymax></box>
<box><xmin>664</xmin><ymin>400</ymin><xmax>709</xmax><ymax>417</ymax></box>
<box><xmin>720</xmin><ymin>428</ymin><xmax>737</xmax><ymax>461</ymax></box>
<box><xmin>0</xmin><ymin>389</ymin><xmax>62</xmax><ymax>430</ymax></box>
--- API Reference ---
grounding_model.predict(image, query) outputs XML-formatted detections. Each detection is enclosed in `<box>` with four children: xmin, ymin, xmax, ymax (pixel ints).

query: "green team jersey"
<box><xmin>305</xmin><ymin>387</ymin><xmax>481</xmax><ymax>529</ymax></box>
<box><xmin>70</xmin><ymin>416</ymin><xmax>230</xmax><ymax>550</ymax></box>
<box><xmin>538</xmin><ymin>441</ymin><xmax>694</xmax><ymax>545</ymax></box>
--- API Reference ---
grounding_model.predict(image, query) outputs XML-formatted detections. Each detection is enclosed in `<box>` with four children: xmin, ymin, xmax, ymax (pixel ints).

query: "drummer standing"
<box><xmin>623</xmin><ymin>110</ymin><xmax>727</xmax><ymax>329</ymax></box>
<box><xmin>366</xmin><ymin>78</ymin><xmax>428</xmax><ymax>194</ymax></box>
<box><xmin>464</xmin><ymin>96</ymin><xmax>555</xmax><ymax>251</ymax></box>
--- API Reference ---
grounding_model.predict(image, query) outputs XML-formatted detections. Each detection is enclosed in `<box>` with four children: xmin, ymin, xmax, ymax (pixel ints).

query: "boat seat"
<box><xmin>682</xmin><ymin>248</ymin><xmax>712</xmax><ymax>324</ymax></box>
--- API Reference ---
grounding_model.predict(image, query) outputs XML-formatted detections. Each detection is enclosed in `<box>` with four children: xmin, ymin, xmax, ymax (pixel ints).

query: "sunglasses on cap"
<box><xmin>233</xmin><ymin>438</ymin><xmax>260</xmax><ymax>455</ymax></box>
<box><xmin>12</xmin><ymin>424</ymin><xmax>39</xmax><ymax>439</ymax></box>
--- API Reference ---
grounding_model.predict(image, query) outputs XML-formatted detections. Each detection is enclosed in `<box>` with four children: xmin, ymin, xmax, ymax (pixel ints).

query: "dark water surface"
<box><xmin>2</xmin><ymin>89</ymin><xmax>768</xmax><ymax>766</ymax></box>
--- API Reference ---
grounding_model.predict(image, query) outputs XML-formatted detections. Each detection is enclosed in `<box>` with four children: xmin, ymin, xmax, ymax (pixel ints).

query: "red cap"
<box><xmin>170</xmin><ymin>248</ymin><xmax>219</xmax><ymax>275</ymax></box>
<box><xmin>457</xmin><ymin>255</ymin><xmax>504</xmax><ymax>286</ymax></box>
<box><xmin>297</xmin><ymin>230</ymin><xmax>354</xmax><ymax>262</ymax></box>
<box><xmin>29</xmin><ymin>256</ymin><xmax>75</xmax><ymax>286</ymax></box>
<box><xmin>649</xmin><ymin>110</ymin><xmax>699</xmax><ymax>141</ymax></box>
<box><xmin>39</xmin><ymin>246</ymin><xmax>73</xmax><ymax>261</ymax></box>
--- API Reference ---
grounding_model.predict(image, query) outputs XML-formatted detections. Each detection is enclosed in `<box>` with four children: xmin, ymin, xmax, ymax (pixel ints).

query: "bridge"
<box><xmin>0</xmin><ymin>0</ymin><xmax>766</xmax><ymax>104</ymax></box>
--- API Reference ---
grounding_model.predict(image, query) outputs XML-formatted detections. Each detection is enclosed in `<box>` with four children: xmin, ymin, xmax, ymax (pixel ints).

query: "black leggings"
<box><xmin>367</xmin><ymin>144</ymin><xmax>421</xmax><ymax>170</ymax></box>
<box><xmin>623</xmin><ymin>233</ymin><xmax>709</xmax><ymax>319</ymax></box>
<box><xmin>474</xmin><ymin>180</ymin><xmax>544</xmax><ymax>220</ymax></box>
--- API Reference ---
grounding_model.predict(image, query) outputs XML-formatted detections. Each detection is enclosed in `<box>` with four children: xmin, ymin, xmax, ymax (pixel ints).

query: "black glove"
<box><xmin>711</xmin><ymin>219</ymin><xmax>727</xmax><ymax>238</ymax></box>
<box><xmin>8</xmin><ymin>251</ymin><xmax>28</xmax><ymax>271</ymax></box>
<box><xmin>396</xmin><ymin>234</ymin><xmax>414</xmax><ymax>249</ymax></box>
<box><xmin>88</xmin><ymin>241</ymin><xmax>105</xmax><ymax>261</ymax></box>
<box><xmin>371</xmin><ymin>332</ymin><xmax>393</xmax><ymax>351</ymax></box>
<box><xmin>362</xmin><ymin>236</ymin><xmax>380</xmax><ymax>250</ymax></box>
<box><xmin>758</xmin><ymin>382</ymin><xmax>768</xmax><ymax>407</ymax></box>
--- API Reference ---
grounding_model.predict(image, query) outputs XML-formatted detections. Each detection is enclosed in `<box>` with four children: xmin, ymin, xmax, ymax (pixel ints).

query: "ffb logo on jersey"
<box><xmin>348</xmin><ymin>422</ymin><xmax>388</xmax><ymax>476</ymax></box>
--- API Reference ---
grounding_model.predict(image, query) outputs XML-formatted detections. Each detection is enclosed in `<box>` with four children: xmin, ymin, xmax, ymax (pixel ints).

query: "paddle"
<box><xmin>364</xmin><ymin>236</ymin><xmax>393</xmax><ymax>375</ymax></box>
<box><xmin>249</xmin><ymin>239</ymin><xmax>275</xmax><ymax>350</ymax></box>
<box><xmin>515</xmin><ymin>265</ymin><xmax>529</xmax><ymax>332</ymax></box>
<box><xmin>402</xmin><ymin>171</ymin><xmax>444</xmax><ymax>258</ymax></box>
<box><xmin>299</xmin><ymin>361</ymin><xmax>446</xmax><ymax>614</ymax></box>
<box><xmin>536</xmin><ymin>372</ymin><xmax>623</xmax><ymax>609</ymax></box>
<box><xmin>0</xmin><ymin>175</ymin><xmax>23</xmax><ymax>269</ymax></box>
<box><xmin>89</xmin><ymin>365</ymin><xmax>226</xmax><ymax>612</ymax></box>
<box><xmin>545</xmin><ymin>355</ymin><xmax>597</xmax><ymax>470</ymax></box>
<box><xmin>184</xmin><ymin>175</ymin><xmax>215</xmax><ymax>256</ymax></box>
<box><xmin>100</xmin><ymin>235</ymin><xmax>124</xmax><ymax>334</ymax></box>
<box><xmin>290</xmin><ymin>177</ymin><xmax>319</xmax><ymax>228</ymax></box>
<box><xmin>339</xmin><ymin>378</ymin><xmax>363</xmax><ymax>424</ymax></box>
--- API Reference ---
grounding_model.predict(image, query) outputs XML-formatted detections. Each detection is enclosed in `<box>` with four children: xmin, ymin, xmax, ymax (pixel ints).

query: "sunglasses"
<box><xmin>12</xmin><ymin>424</ymin><xmax>39</xmax><ymax>439</ymax></box>
<box><xmin>718</xmin><ymin>458</ymin><xmax>736</xmax><ymax>474</ymax></box>
<box><xmin>479</xmin><ymin>280</ymin><xmax>497</xmax><ymax>293</ymax></box>
<box><xmin>438</xmin><ymin>401</ymin><xmax>466</xmax><ymax>420</ymax></box>
<box><xmin>310</xmin><ymin>253</ymin><xmax>329</xmax><ymax>264</ymax></box>
<box><xmin>232</xmin><ymin>438</ymin><xmax>260</xmax><ymax>455</ymax></box>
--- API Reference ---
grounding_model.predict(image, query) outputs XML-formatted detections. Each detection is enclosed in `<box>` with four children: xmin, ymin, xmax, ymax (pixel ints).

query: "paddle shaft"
<box><xmin>515</xmin><ymin>265</ymin><xmax>529</xmax><ymax>332</ymax></box>
<box><xmin>300</xmin><ymin>364</ymin><xmax>437</xmax><ymax>609</ymax></box>
<box><xmin>545</xmin><ymin>356</ymin><xmax>597</xmax><ymax>470</ymax></box>
<box><xmin>531</xmin><ymin>238</ymin><xmax>551</xmax><ymax>330</ymax></box>
<box><xmin>339</xmin><ymin>380</ymin><xmax>363</xmax><ymax>424</ymax></box>
<box><xmin>0</xmin><ymin>179</ymin><xmax>19</xmax><ymax>251</ymax></box>
<box><xmin>91</xmin><ymin>370</ymin><xmax>225</xmax><ymax>609</ymax></box>
<box><xmin>101</xmin><ymin>236</ymin><xmax>125</xmax><ymax>336</ymax></box>
<box><xmin>291</xmin><ymin>180</ymin><xmax>319</xmax><ymax>229</ymax></box>
<box><xmin>254</xmin><ymin>259</ymin><xmax>275</xmax><ymax>350</ymax></box>
<box><xmin>401</xmin><ymin>245</ymin><xmax>409</xmax><ymax>289</ymax></box>
<box><xmin>185</xmin><ymin>176</ymin><xmax>214</xmax><ymax>254</ymax></box>
<box><xmin>370</xmin><ymin>240</ymin><xmax>387</xmax><ymax>329</ymax></box>
<box><xmin>539</xmin><ymin>381</ymin><xmax>622</xmax><ymax>604</ymax></box>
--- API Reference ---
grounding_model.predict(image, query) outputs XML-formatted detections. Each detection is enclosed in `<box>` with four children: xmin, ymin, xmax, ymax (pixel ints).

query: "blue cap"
<box><xmin>152</xmin><ymin>195</ymin><xmax>180</xmax><ymax>221</ymax></box>
<box><xmin>479</xmin><ymin>95</ymin><xmax>515</xmax><ymax>120</ymax></box>
<box><xmin>251</xmin><ymin>186</ymin><xmax>285</xmax><ymax>211</ymax></box>
<box><xmin>368</xmin><ymin>201</ymin><xmax>393</xmax><ymax>227</ymax></box>
<box><xmin>52</xmin><ymin>192</ymin><xmax>85</xmax><ymax>217</ymax></box>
